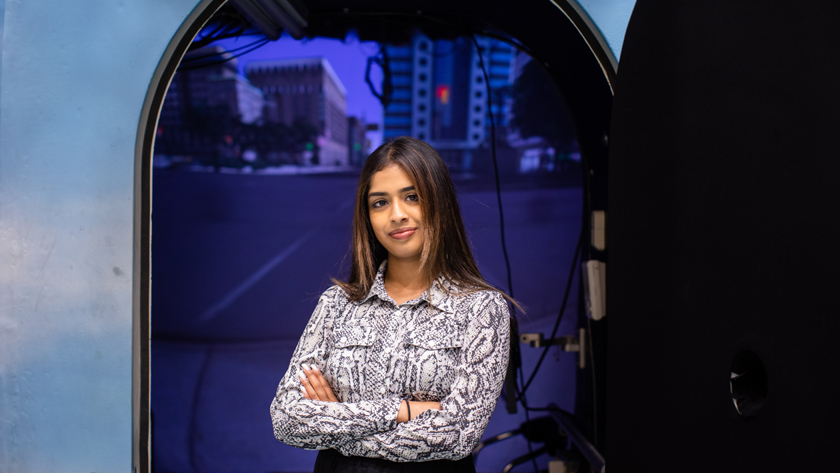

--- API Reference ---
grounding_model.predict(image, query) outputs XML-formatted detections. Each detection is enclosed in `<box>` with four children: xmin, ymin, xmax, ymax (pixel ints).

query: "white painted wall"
<box><xmin>0</xmin><ymin>0</ymin><xmax>200</xmax><ymax>470</ymax></box>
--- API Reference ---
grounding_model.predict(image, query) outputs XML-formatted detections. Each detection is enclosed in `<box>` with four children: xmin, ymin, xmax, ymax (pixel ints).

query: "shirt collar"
<box><xmin>360</xmin><ymin>260</ymin><xmax>392</xmax><ymax>304</ymax></box>
<box><xmin>359</xmin><ymin>260</ymin><xmax>456</xmax><ymax>314</ymax></box>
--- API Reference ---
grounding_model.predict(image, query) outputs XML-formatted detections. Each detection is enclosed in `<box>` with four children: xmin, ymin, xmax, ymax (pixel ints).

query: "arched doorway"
<box><xmin>134</xmin><ymin>1</ymin><xmax>615</xmax><ymax>471</ymax></box>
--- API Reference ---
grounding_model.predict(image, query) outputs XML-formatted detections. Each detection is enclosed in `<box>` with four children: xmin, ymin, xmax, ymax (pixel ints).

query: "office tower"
<box><xmin>383</xmin><ymin>33</ymin><xmax>515</xmax><ymax>171</ymax></box>
<box><xmin>247</xmin><ymin>57</ymin><xmax>349</xmax><ymax>166</ymax></box>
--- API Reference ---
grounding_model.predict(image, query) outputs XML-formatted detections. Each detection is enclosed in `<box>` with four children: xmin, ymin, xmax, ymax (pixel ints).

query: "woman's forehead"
<box><xmin>368</xmin><ymin>164</ymin><xmax>415</xmax><ymax>194</ymax></box>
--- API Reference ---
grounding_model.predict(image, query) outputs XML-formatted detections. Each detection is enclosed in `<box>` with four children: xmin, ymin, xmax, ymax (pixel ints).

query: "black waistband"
<box><xmin>313</xmin><ymin>448</ymin><xmax>476</xmax><ymax>473</ymax></box>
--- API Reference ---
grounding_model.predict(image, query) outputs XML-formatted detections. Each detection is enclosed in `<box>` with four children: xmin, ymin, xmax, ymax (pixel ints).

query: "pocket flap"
<box><xmin>334</xmin><ymin>325</ymin><xmax>377</xmax><ymax>348</ymax></box>
<box><xmin>404</xmin><ymin>326</ymin><xmax>463</xmax><ymax>350</ymax></box>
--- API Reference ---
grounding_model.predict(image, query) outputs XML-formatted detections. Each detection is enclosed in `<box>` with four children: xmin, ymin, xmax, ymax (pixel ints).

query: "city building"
<box><xmin>158</xmin><ymin>46</ymin><xmax>266</xmax><ymax>163</ymax></box>
<box><xmin>382</xmin><ymin>34</ymin><xmax>516</xmax><ymax>171</ymax></box>
<box><xmin>246</xmin><ymin>57</ymin><xmax>349</xmax><ymax>166</ymax></box>
<box><xmin>161</xmin><ymin>46</ymin><xmax>265</xmax><ymax>126</ymax></box>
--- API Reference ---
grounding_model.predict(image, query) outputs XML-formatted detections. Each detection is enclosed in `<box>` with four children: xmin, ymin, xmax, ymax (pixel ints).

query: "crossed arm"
<box><xmin>271</xmin><ymin>288</ymin><xmax>511</xmax><ymax>460</ymax></box>
<box><xmin>299</xmin><ymin>364</ymin><xmax>441</xmax><ymax>424</ymax></box>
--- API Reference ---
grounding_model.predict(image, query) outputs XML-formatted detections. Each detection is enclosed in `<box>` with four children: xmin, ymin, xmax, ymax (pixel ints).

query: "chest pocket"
<box><xmin>328</xmin><ymin>325</ymin><xmax>377</xmax><ymax>400</ymax></box>
<box><xmin>403</xmin><ymin>322</ymin><xmax>464</xmax><ymax>400</ymax></box>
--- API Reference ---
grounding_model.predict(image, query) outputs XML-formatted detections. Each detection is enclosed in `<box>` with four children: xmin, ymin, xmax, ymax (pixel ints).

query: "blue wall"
<box><xmin>0</xmin><ymin>0</ymin><xmax>633</xmax><ymax>470</ymax></box>
<box><xmin>0</xmin><ymin>0</ymin><xmax>200</xmax><ymax>470</ymax></box>
<box><xmin>576</xmin><ymin>0</ymin><xmax>636</xmax><ymax>60</ymax></box>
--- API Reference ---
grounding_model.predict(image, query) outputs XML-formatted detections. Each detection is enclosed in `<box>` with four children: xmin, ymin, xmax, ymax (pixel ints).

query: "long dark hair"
<box><xmin>333</xmin><ymin>136</ymin><xmax>519</xmax><ymax>309</ymax></box>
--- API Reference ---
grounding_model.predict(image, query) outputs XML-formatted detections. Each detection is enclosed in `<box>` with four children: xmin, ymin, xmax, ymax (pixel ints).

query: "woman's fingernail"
<box><xmin>303</xmin><ymin>364</ymin><xmax>311</xmax><ymax>371</ymax></box>
<box><xmin>312</xmin><ymin>365</ymin><xmax>320</xmax><ymax>373</ymax></box>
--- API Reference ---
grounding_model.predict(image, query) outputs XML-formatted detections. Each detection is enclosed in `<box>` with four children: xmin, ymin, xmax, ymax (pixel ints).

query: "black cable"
<box><xmin>188</xmin><ymin>345</ymin><xmax>216</xmax><ymax>472</ymax></box>
<box><xmin>469</xmin><ymin>33</ymin><xmax>520</xmax><ymax>413</ymax></box>
<box><xmin>457</xmin><ymin>20</ymin><xmax>589</xmax><ymax>439</ymax></box>
<box><xmin>469</xmin><ymin>35</ymin><xmax>514</xmax><ymax>304</ymax></box>
<box><xmin>586</xmin><ymin>316</ymin><xmax>597</xmax><ymax>445</ymax></box>
<box><xmin>517</xmin><ymin>227</ymin><xmax>583</xmax><ymax>400</ymax></box>
<box><xmin>518</xmin><ymin>356</ymin><xmax>540</xmax><ymax>473</ymax></box>
<box><xmin>472</xmin><ymin>34</ymin><xmax>539</xmax><ymax>473</ymax></box>
<box><xmin>178</xmin><ymin>38</ymin><xmax>271</xmax><ymax>71</ymax></box>
<box><xmin>182</xmin><ymin>37</ymin><xmax>270</xmax><ymax>62</ymax></box>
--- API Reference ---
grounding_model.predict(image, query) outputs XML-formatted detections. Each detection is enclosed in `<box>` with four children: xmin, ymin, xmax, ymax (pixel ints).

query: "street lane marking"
<box><xmin>195</xmin><ymin>230</ymin><xmax>315</xmax><ymax>324</ymax></box>
<box><xmin>195</xmin><ymin>200</ymin><xmax>353</xmax><ymax>324</ymax></box>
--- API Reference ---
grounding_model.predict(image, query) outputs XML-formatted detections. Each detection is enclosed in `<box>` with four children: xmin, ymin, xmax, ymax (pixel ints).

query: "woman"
<box><xmin>270</xmin><ymin>137</ymin><xmax>513</xmax><ymax>472</ymax></box>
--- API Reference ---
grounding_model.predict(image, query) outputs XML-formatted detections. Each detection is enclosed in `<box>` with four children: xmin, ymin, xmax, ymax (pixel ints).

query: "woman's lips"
<box><xmin>389</xmin><ymin>228</ymin><xmax>417</xmax><ymax>240</ymax></box>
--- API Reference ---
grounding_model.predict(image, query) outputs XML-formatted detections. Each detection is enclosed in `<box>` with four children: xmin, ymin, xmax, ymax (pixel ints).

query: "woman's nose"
<box><xmin>390</xmin><ymin>201</ymin><xmax>408</xmax><ymax>221</ymax></box>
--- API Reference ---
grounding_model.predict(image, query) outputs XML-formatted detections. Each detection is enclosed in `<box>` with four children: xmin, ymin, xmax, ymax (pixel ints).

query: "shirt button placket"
<box><xmin>384</xmin><ymin>306</ymin><xmax>402</xmax><ymax>394</ymax></box>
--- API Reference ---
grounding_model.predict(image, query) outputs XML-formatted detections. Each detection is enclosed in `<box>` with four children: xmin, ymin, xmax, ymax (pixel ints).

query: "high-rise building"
<box><xmin>246</xmin><ymin>57</ymin><xmax>349</xmax><ymax>166</ymax></box>
<box><xmin>382</xmin><ymin>34</ymin><xmax>515</xmax><ymax>171</ymax></box>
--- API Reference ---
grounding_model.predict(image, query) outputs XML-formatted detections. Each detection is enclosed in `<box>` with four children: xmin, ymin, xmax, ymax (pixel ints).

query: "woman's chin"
<box><xmin>386</xmin><ymin>249</ymin><xmax>423</xmax><ymax>262</ymax></box>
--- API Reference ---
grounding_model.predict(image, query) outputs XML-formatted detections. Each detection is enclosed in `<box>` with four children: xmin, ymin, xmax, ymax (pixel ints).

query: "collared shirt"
<box><xmin>270</xmin><ymin>260</ymin><xmax>511</xmax><ymax>461</ymax></box>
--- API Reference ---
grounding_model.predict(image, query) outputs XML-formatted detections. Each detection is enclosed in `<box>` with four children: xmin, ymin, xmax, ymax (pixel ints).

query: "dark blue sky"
<box><xmin>217</xmin><ymin>33</ymin><xmax>385</xmax><ymax>148</ymax></box>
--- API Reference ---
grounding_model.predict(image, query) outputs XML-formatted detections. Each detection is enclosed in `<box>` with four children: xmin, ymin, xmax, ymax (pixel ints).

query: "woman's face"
<box><xmin>367</xmin><ymin>164</ymin><xmax>425</xmax><ymax>263</ymax></box>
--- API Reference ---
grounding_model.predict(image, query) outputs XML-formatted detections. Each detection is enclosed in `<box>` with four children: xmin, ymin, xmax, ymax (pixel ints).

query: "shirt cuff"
<box><xmin>382</xmin><ymin>398</ymin><xmax>403</xmax><ymax>430</ymax></box>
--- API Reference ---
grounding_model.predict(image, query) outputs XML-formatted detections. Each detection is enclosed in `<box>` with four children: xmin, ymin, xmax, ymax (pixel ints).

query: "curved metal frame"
<box><xmin>132</xmin><ymin>1</ymin><xmax>228</xmax><ymax>471</ymax></box>
<box><xmin>549</xmin><ymin>403</ymin><xmax>606</xmax><ymax>473</ymax></box>
<box><xmin>549</xmin><ymin>0</ymin><xmax>619</xmax><ymax>93</ymax></box>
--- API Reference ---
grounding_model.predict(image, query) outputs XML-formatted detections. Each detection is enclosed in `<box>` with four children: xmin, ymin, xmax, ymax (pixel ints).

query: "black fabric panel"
<box><xmin>608</xmin><ymin>0</ymin><xmax>840</xmax><ymax>470</ymax></box>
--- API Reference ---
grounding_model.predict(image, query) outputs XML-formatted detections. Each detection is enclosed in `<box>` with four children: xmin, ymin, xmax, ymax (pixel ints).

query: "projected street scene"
<box><xmin>151</xmin><ymin>5</ymin><xmax>582</xmax><ymax>473</ymax></box>
<box><xmin>156</xmin><ymin>47</ymin><xmax>365</xmax><ymax>171</ymax></box>
<box><xmin>153</xmin><ymin>29</ymin><xmax>577</xmax><ymax>177</ymax></box>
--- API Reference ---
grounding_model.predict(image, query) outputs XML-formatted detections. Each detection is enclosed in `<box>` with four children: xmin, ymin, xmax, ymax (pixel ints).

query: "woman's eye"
<box><xmin>371</xmin><ymin>200</ymin><xmax>386</xmax><ymax>208</ymax></box>
<box><xmin>406</xmin><ymin>194</ymin><xmax>419</xmax><ymax>202</ymax></box>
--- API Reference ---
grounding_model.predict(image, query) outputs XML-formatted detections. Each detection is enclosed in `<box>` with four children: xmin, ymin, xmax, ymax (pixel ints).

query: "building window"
<box><xmin>419</xmin><ymin>57</ymin><xmax>428</xmax><ymax>67</ymax></box>
<box><xmin>418</xmin><ymin>89</ymin><xmax>427</xmax><ymax>97</ymax></box>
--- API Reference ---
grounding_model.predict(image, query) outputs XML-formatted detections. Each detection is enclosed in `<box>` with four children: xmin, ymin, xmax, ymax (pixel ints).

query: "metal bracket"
<box><xmin>520</xmin><ymin>328</ymin><xmax>587</xmax><ymax>369</ymax></box>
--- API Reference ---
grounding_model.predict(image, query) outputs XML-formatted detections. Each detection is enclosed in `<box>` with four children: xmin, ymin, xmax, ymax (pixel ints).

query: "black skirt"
<box><xmin>313</xmin><ymin>449</ymin><xmax>476</xmax><ymax>473</ymax></box>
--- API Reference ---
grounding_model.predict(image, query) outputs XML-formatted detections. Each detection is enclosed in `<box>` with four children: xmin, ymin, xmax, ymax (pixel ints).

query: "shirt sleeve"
<box><xmin>334</xmin><ymin>291</ymin><xmax>512</xmax><ymax>461</ymax></box>
<box><xmin>270</xmin><ymin>287</ymin><xmax>404</xmax><ymax>450</ymax></box>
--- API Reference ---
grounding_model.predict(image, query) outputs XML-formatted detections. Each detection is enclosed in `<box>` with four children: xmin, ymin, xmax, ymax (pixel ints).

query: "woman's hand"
<box><xmin>299</xmin><ymin>364</ymin><xmax>339</xmax><ymax>402</ymax></box>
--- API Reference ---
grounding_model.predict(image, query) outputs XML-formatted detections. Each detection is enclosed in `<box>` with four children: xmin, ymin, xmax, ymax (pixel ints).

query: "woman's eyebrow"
<box><xmin>368</xmin><ymin>186</ymin><xmax>415</xmax><ymax>198</ymax></box>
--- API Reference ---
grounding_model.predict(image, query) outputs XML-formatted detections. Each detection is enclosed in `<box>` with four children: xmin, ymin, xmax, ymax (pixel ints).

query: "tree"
<box><xmin>510</xmin><ymin>59</ymin><xmax>578</xmax><ymax>154</ymax></box>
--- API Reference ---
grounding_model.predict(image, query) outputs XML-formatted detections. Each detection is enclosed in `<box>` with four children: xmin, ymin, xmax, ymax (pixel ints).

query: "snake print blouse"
<box><xmin>270</xmin><ymin>260</ymin><xmax>511</xmax><ymax>461</ymax></box>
